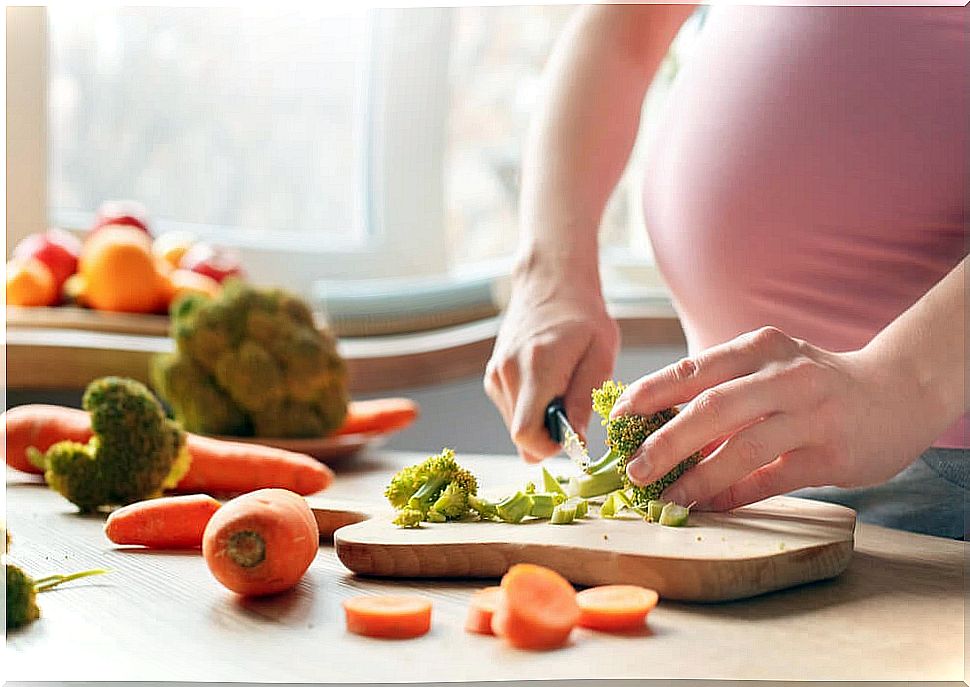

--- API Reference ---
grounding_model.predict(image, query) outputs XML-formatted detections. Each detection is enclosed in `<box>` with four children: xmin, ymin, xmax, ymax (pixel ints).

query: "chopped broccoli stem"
<box><xmin>659</xmin><ymin>502</ymin><xmax>691</xmax><ymax>527</ymax></box>
<box><xmin>584</xmin><ymin>450</ymin><xmax>621</xmax><ymax>476</ymax></box>
<box><xmin>599</xmin><ymin>492</ymin><xmax>620</xmax><ymax>519</ymax></box>
<box><xmin>564</xmin><ymin>497</ymin><xmax>589</xmax><ymax>518</ymax></box>
<box><xmin>568</xmin><ymin>467</ymin><xmax>624</xmax><ymax>499</ymax></box>
<box><xmin>550</xmin><ymin>501</ymin><xmax>578</xmax><ymax>524</ymax></box>
<box><xmin>646</xmin><ymin>500</ymin><xmax>666</xmax><ymax>523</ymax></box>
<box><xmin>524</xmin><ymin>481</ymin><xmax>537</xmax><ymax>495</ymax></box>
<box><xmin>495</xmin><ymin>492</ymin><xmax>533</xmax><ymax>523</ymax></box>
<box><xmin>542</xmin><ymin>467</ymin><xmax>567</xmax><ymax>496</ymax></box>
<box><xmin>529</xmin><ymin>492</ymin><xmax>566</xmax><ymax>519</ymax></box>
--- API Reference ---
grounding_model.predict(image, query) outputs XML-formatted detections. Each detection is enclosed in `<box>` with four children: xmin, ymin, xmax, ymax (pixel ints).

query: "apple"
<box><xmin>12</xmin><ymin>228</ymin><xmax>82</xmax><ymax>288</ymax></box>
<box><xmin>179</xmin><ymin>243</ymin><xmax>244</xmax><ymax>284</ymax></box>
<box><xmin>91</xmin><ymin>200</ymin><xmax>152</xmax><ymax>236</ymax></box>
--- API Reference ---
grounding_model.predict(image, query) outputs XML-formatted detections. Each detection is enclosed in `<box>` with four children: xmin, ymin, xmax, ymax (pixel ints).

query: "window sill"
<box><xmin>5</xmin><ymin>303</ymin><xmax>684</xmax><ymax>393</ymax></box>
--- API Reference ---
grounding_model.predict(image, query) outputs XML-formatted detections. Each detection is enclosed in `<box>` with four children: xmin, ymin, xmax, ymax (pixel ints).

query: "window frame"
<box><xmin>11</xmin><ymin>5</ymin><xmax>682</xmax><ymax>308</ymax></box>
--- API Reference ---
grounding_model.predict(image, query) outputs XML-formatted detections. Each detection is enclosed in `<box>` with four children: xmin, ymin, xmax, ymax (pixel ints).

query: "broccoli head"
<box><xmin>571</xmin><ymin>380</ymin><xmax>699</xmax><ymax>506</ymax></box>
<box><xmin>384</xmin><ymin>448</ymin><xmax>479</xmax><ymax>526</ymax></box>
<box><xmin>29</xmin><ymin>377</ymin><xmax>189</xmax><ymax>512</ymax></box>
<box><xmin>150</xmin><ymin>353</ymin><xmax>250</xmax><ymax>436</ymax></box>
<box><xmin>154</xmin><ymin>279</ymin><xmax>348</xmax><ymax>438</ymax></box>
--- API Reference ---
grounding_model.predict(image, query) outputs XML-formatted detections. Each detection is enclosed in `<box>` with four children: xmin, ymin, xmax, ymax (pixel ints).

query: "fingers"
<box><xmin>658</xmin><ymin>413</ymin><xmax>806</xmax><ymax>506</ymax></box>
<box><xmin>695</xmin><ymin>448</ymin><xmax>819</xmax><ymax>512</ymax></box>
<box><xmin>625</xmin><ymin>367</ymin><xmax>798</xmax><ymax>487</ymax></box>
<box><xmin>563</xmin><ymin>324</ymin><xmax>619</xmax><ymax>444</ymax></box>
<box><xmin>611</xmin><ymin>326</ymin><xmax>796</xmax><ymax>418</ymax></box>
<box><xmin>510</xmin><ymin>372</ymin><xmax>564</xmax><ymax>463</ymax></box>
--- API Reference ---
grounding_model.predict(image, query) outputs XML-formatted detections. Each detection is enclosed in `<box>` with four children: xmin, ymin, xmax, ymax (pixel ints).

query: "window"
<box><xmin>13</xmin><ymin>6</ymin><xmax>704</xmax><ymax>310</ymax></box>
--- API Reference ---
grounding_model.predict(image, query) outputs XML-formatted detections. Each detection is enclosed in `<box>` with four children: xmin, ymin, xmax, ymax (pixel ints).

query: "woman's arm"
<box><xmin>486</xmin><ymin>4</ymin><xmax>695</xmax><ymax>462</ymax></box>
<box><xmin>613</xmin><ymin>256</ymin><xmax>968</xmax><ymax>510</ymax></box>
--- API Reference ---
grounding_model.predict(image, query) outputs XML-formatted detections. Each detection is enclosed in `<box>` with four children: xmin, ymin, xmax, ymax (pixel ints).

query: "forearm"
<box><xmin>858</xmin><ymin>256</ymin><xmax>968</xmax><ymax>441</ymax></box>
<box><xmin>516</xmin><ymin>4</ymin><xmax>693</xmax><ymax>289</ymax></box>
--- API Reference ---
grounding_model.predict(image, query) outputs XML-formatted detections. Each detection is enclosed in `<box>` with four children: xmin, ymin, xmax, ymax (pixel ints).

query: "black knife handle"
<box><xmin>545</xmin><ymin>397</ymin><xmax>567</xmax><ymax>443</ymax></box>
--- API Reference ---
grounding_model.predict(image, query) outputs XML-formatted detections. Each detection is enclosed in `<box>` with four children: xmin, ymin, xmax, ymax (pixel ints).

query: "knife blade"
<box><xmin>544</xmin><ymin>397</ymin><xmax>590</xmax><ymax>470</ymax></box>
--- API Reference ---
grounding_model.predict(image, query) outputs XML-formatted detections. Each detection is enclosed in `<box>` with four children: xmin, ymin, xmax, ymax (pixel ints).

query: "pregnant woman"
<box><xmin>484</xmin><ymin>5</ymin><xmax>968</xmax><ymax>539</ymax></box>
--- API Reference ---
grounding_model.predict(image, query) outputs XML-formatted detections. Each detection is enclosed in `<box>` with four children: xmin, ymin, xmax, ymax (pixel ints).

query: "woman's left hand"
<box><xmin>612</xmin><ymin>326</ymin><xmax>939</xmax><ymax>511</ymax></box>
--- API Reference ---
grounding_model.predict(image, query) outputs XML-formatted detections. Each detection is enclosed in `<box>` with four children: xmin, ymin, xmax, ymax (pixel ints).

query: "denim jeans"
<box><xmin>791</xmin><ymin>447</ymin><xmax>969</xmax><ymax>540</ymax></box>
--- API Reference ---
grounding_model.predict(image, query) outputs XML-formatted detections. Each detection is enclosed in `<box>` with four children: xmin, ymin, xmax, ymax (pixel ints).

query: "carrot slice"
<box><xmin>343</xmin><ymin>595</ymin><xmax>432</xmax><ymax>639</ymax></box>
<box><xmin>491</xmin><ymin>563</ymin><xmax>579</xmax><ymax>650</ymax></box>
<box><xmin>104</xmin><ymin>494</ymin><xmax>221</xmax><ymax>549</ymax></box>
<box><xmin>331</xmin><ymin>398</ymin><xmax>419</xmax><ymax>437</ymax></box>
<box><xmin>576</xmin><ymin>585</ymin><xmax>659</xmax><ymax>632</ymax></box>
<box><xmin>464</xmin><ymin>586</ymin><xmax>502</xmax><ymax>635</ymax></box>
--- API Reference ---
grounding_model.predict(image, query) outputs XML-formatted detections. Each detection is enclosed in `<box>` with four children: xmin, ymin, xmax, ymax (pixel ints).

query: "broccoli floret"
<box><xmin>155</xmin><ymin>279</ymin><xmax>349</xmax><ymax>438</ymax></box>
<box><xmin>28</xmin><ymin>377</ymin><xmax>188</xmax><ymax>512</ymax></box>
<box><xmin>406</xmin><ymin>449</ymin><xmax>478</xmax><ymax>516</ymax></box>
<box><xmin>576</xmin><ymin>380</ymin><xmax>699</xmax><ymax>509</ymax></box>
<box><xmin>468</xmin><ymin>494</ymin><xmax>498</xmax><ymax>520</ymax></box>
<box><xmin>6</xmin><ymin>562</ymin><xmax>108</xmax><ymax>630</ymax></box>
<box><xmin>6</xmin><ymin>564</ymin><xmax>39</xmax><ymax>630</ymax></box>
<box><xmin>392</xmin><ymin>508</ymin><xmax>425</xmax><ymax>528</ymax></box>
<box><xmin>384</xmin><ymin>464</ymin><xmax>422</xmax><ymax>510</ymax></box>
<box><xmin>431</xmin><ymin>481</ymin><xmax>473</xmax><ymax>520</ymax></box>
<box><xmin>150</xmin><ymin>353</ymin><xmax>250</xmax><ymax>436</ymax></box>
<box><xmin>385</xmin><ymin>449</ymin><xmax>479</xmax><ymax>526</ymax></box>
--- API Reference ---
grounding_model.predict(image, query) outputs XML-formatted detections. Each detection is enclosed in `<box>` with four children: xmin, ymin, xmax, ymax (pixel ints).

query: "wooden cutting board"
<box><xmin>307</xmin><ymin>495</ymin><xmax>856</xmax><ymax>602</ymax></box>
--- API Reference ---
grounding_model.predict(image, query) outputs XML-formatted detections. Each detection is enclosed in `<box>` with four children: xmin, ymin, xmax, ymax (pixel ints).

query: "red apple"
<box><xmin>91</xmin><ymin>200</ymin><xmax>152</xmax><ymax>236</ymax></box>
<box><xmin>179</xmin><ymin>243</ymin><xmax>244</xmax><ymax>284</ymax></box>
<box><xmin>12</xmin><ymin>228</ymin><xmax>83</xmax><ymax>288</ymax></box>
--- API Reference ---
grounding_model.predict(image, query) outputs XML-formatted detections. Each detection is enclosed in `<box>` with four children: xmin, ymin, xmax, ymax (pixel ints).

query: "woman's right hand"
<box><xmin>484</xmin><ymin>259</ymin><xmax>619</xmax><ymax>463</ymax></box>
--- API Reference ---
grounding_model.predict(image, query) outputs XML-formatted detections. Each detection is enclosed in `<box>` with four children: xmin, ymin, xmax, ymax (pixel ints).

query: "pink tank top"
<box><xmin>641</xmin><ymin>6</ymin><xmax>968</xmax><ymax>448</ymax></box>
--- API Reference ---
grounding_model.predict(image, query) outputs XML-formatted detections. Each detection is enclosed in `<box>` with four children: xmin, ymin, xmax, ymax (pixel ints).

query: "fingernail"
<box><xmin>626</xmin><ymin>453</ymin><xmax>652</xmax><ymax>484</ymax></box>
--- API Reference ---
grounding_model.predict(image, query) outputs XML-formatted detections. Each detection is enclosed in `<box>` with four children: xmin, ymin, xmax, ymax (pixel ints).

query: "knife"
<box><xmin>544</xmin><ymin>397</ymin><xmax>590</xmax><ymax>470</ymax></box>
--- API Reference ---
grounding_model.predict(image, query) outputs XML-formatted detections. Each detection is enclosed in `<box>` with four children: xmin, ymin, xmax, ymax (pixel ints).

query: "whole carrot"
<box><xmin>104</xmin><ymin>494</ymin><xmax>222</xmax><ymax>549</ymax></box>
<box><xmin>330</xmin><ymin>398</ymin><xmax>419</xmax><ymax>437</ymax></box>
<box><xmin>2</xmin><ymin>405</ymin><xmax>92</xmax><ymax>474</ymax></box>
<box><xmin>202</xmin><ymin>488</ymin><xmax>319</xmax><ymax>596</ymax></box>
<box><xmin>176</xmin><ymin>434</ymin><xmax>334</xmax><ymax>496</ymax></box>
<box><xmin>5</xmin><ymin>404</ymin><xmax>334</xmax><ymax>496</ymax></box>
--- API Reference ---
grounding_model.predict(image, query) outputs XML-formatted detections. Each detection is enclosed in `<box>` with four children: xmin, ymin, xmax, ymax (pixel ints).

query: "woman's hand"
<box><xmin>614</xmin><ymin>326</ymin><xmax>948</xmax><ymax>511</ymax></box>
<box><xmin>485</xmin><ymin>268</ymin><xmax>619</xmax><ymax>464</ymax></box>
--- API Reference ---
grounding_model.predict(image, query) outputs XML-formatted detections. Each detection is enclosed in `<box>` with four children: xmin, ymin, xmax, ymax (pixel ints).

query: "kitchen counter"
<box><xmin>4</xmin><ymin>450</ymin><xmax>966</xmax><ymax>684</ymax></box>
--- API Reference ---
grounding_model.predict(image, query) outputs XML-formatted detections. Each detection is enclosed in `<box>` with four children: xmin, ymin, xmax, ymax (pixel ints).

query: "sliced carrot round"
<box><xmin>492</xmin><ymin>563</ymin><xmax>579</xmax><ymax>650</ymax></box>
<box><xmin>343</xmin><ymin>594</ymin><xmax>432</xmax><ymax>639</ymax></box>
<box><xmin>576</xmin><ymin>584</ymin><xmax>659</xmax><ymax>632</ymax></box>
<box><xmin>465</xmin><ymin>586</ymin><xmax>502</xmax><ymax>635</ymax></box>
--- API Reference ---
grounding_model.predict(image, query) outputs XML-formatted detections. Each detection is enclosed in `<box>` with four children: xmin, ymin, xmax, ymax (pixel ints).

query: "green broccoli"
<box><xmin>385</xmin><ymin>449</ymin><xmax>479</xmax><ymax>526</ymax></box>
<box><xmin>6</xmin><ymin>563</ymin><xmax>108</xmax><ymax>630</ymax></box>
<box><xmin>150</xmin><ymin>353</ymin><xmax>250</xmax><ymax>436</ymax></box>
<box><xmin>28</xmin><ymin>377</ymin><xmax>189</xmax><ymax>512</ymax></box>
<box><xmin>571</xmin><ymin>380</ymin><xmax>699</xmax><ymax>509</ymax></box>
<box><xmin>153</xmin><ymin>279</ymin><xmax>349</xmax><ymax>438</ymax></box>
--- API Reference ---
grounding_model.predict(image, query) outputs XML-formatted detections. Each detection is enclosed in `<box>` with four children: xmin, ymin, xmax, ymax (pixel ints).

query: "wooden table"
<box><xmin>4</xmin><ymin>451</ymin><xmax>966</xmax><ymax>684</ymax></box>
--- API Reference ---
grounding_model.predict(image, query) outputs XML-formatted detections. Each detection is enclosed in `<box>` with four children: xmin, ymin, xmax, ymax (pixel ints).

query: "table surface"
<box><xmin>4</xmin><ymin>450</ymin><xmax>967</xmax><ymax>684</ymax></box>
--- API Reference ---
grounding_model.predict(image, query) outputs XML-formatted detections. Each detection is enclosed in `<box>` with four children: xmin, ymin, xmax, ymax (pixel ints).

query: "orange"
<box><xmin>6</xmin><ymin>257</ymin><xmax>59</xmax><ymax>307</ymax></box>
<box><xmin>78</xmin><ymin>225</ymin><xmax>168</xmax><ymax>313</ymax></box>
